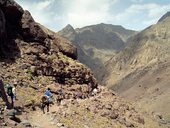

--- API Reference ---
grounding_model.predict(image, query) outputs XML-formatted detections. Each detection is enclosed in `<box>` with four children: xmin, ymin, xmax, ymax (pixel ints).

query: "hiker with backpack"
<box><xmin>12</xmin><ymin>84</ymin><xmax>17</xmax><ymax>100</ymax></box>
<box><xmin>13</xmin><ymin>79</ymin><xmax>17</xmax><ymax>100</ymax></box>
<box><xmin>41</xmin><ymin>87</ymin><xmax>53</xmax><ymax>114</ymax></box>
<box><xmin>56</xmin><ymin>88</ymin><xmax>63</xmax><ymax>105</ymax></box>
<box><xmin>40</xmin><ymin>95</ymin><xmax>50</xmax><ymax>114</ymax></box>
<box><xmin>44</xmin><ymin>87</ymin><xmax>53</xmax><ymax>104</ymax></box>
<box><xmin>6</xmin><ymin>83</ymin><xmax>14</xmax><ymax>108</ymax></box>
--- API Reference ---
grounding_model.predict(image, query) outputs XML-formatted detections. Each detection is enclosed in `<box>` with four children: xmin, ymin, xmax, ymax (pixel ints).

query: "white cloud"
<box><xmin>15</xmin><ymin>0</ymin><xmax>170</xmax><ymax>31</ymax></box>
<box><xmin>110</xmin><ymin>3</ymin><xmax>170</xmax><ymax>30</ymax></box>
<box><xmin>131</xmin><ymin>0</ymin><xmax>143</xmax><ymax>3</ymax></box>
<box><xmin>128</xmin><ymin>3</ymin><xmax>158</xmax><ymax>12</ymax></box>
<box><xmin>35</xmin><ymin>0</ymin><xmax>53</xmax><ymax>10</ymax></box>
<box><xmin>148</xmin><ymin>4</ymin><xmax>170</xmax><ymax>18</ymax></box>
<box><xmin>16</xmin><ymin>0</ymin><xmax>55</xmax><ymax>26</ymax></box>
<box><xmin>64</xmin><ymin>0</ymin><xmax>117</xmax><ymax>28</ymax></box>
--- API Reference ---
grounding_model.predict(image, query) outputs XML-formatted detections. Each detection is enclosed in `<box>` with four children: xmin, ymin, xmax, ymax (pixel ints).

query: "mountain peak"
<box><xmin>58</xmin><ymin>24</ymin><xmax>77</xmax><ymax>42</ymax></box>
<box><xmin>59</xmin><ymin>24</ymin><xmax>75</xmax><ymax>33</ymax></box>
<box><xmin>158</xmin><ymin>11</ymin><xmax>170</xmax><ymax>22</ymax></box>
<box><xmin>65</xmin><ymin>24</ymin><xmax>75</xmax><ymax>31</ymax></box>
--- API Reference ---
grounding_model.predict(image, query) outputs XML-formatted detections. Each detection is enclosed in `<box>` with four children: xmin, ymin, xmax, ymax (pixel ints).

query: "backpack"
<box><xmin>41</xmin><ymin>95</ymin><xmax>49</xmax><ymax>104</ymax></box>
<box><xmin>7</xmin><ymin>85</ymin><xmax>13</xmax><ymax>96</ymax></box>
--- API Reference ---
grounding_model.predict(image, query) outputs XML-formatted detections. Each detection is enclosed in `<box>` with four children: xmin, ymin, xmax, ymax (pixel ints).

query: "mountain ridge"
<box><xmin>158</xmin><ymin>11</ymin><xmax>170</xmax><ymax>22</ymax></box>
<box><xmin>59</xmin><ymin>23</ymin><xmax>137</xmax><ymax>78</ymax></box>
<box><xmin>99</xmin><ymin>11</ymin><xmax>170</xmax><ymax>123</ymax></box>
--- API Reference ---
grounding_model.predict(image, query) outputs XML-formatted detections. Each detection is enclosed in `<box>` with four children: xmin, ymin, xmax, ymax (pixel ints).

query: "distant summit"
<box><xmin>58</xmin><ymin>24</ymin><xmax>76</xmax><ymax>42</ymax></box>
<box><xmin>158</xmin><ymin>11</ymin><xmax>170</xmax><ymax>22</ymax></box>
<box><xmin>62</xmin><ymin>24</ymin><xmax>75</xmax><ymax>33</ymax></box>
<box><xmin>59</xmin><ymin>23</ymin><xmax>136</xmax><ymax>77</ymax></box>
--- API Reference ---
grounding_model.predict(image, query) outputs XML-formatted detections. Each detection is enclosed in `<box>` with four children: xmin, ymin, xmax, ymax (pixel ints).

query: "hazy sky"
<box><xmin>15</xmin><ymin>0</ymin><xmax>170</xmax><ymax>31</ymax></box>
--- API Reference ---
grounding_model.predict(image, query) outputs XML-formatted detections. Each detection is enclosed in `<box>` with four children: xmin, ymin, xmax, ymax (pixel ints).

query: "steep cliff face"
<box><xmin>0</xmin><ymin>0</ymin><xmax>23</xmax><ymax>58</ymax></box>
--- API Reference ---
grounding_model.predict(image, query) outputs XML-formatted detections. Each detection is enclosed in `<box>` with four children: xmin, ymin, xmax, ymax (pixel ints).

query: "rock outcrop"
<box><xmin>20</xmin><ymin>10</ymin><xmax>48</xmax><ymax>43</ymax></box>
<box><xmin>0</xmin><ymin>0</ymin><xmax>97</xmax><ymax>103</ymax></box>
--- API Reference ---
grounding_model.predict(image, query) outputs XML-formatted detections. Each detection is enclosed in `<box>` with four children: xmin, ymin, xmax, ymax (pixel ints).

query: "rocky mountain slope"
<box><xmin>0</xmin><ymin>0</ymin><xmax>163</xmax><ymax>127</ymax></box>
<box><xmin>58</xmin><ymin>23</ymin><xmax>136</xmax><ymax>77</ymax></box>
<box><xmin>99</xmin><ymin>12</ymin><xmax>170</xmax><ymax>124</ymax></box>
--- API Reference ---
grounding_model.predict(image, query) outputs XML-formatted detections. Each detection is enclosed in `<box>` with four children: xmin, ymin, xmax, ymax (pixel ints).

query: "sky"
<box><xmin>15</xmin><ymin>0</ymin><xmax>170</xmax><ymax>31</ymax></box>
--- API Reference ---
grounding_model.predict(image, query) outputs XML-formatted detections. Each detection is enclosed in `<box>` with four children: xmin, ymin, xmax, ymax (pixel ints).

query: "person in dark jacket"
<box><xmin>0</xmin><ymin>79</ymin><xmax>10</xmax><ymax>108</ymax></box>
<box><xmin>41</xmin><ymin>95</ymin><xmax>49</xmax><ymax>114</ymax></box>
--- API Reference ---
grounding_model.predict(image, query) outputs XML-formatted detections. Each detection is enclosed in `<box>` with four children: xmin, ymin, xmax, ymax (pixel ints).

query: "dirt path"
<box><xmin>19</xmin><ymin>99</ymin><xmax>88</xmax><ymax>128</ymax></box>
<box><xmin>27</xmin><ymin>104</ymin><xmax>60</xmax><ymax>128</ymax></box>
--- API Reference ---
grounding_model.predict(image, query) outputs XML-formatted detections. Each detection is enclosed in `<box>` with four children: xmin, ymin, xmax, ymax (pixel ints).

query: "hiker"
<box><xmin>44</xmin><ymin>87</ymin><xmax>53</xmax><ymax>104</ymax></box>
<box><xmin>12</xmin><ymin>84</ymin><xmax>17</xmax><ymax>101</ymax></box>
<box><xmin>6</xmin><ymin>83</ymin><xmax>14</xmax><ymax>108</ymax></box>
<box><xmin>56</xmin><ymin>89</ymin><xmax>63</xmax><ymax>105</ymax></box>
<box><xmin>58</xmin><ymin>88</ymin><xmax>63</xmax><ymax>96</ymax></box>
<box><xmin>40</xmin><ymin>95</ymin><xmax>49</xmax><ymax>114</ymax></box>
<box><xmin>76</xmin><ymin>90</ymin><xmax>83</xmax><ymax>99</ymax></box>
<box><xmin>0</xmin><ymin>79</ymin><xmax>10</xmax><ymax>108</ymax></box>
<box><xmin>13</xmin><ymin>80</ymin><xmax>17</xmax><ymax>100</ymax></box>
<box><xmin>40</xmin><ymin>88</ymin><xmax>53</xmax><ymax>113</ymax></box>
<box><xmin>87</xmin><ymin>83</ymin><xmax>93</xmax><ymax>97</ymax></box>
<box><xmin>56</xmin><ymin>94</ymin><xmax>62</xmax><ymax>105</ymax></box>
<box><xmin>92</xmin><ymin>88</ymin><xmax>98</xmax><ymax>96</ymax></box>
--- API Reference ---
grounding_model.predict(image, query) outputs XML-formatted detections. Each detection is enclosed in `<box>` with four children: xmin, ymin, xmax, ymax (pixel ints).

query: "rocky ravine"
<box><xmin>0</xmin><ymin>0</ymin><xmax>162</xmax><ymax>128</ymax></box>
<box><xmin>99</xmin><ymin>11</ymin><xmax>170</xmax><ymax>125</ymax></box>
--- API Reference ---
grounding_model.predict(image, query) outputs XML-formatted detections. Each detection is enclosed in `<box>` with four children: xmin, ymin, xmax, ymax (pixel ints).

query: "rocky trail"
<box><xmin>28</xmin><ymin>98</ymin><xmax>97</xmax><ymax>128</ymax></box>
<box><xmin>0</xmin><ymin>87</ymin><xmax>164</xmax><ymax>128</ymax></box>
<box><xmin>27</xmin><ymin>97</ymin><xmax>103</xmax><ymax>128</ymax></box>
<box><xmin>28</xmin><ymin>105</ymin><xmax>61</xmax><ymax>128</ymax></box>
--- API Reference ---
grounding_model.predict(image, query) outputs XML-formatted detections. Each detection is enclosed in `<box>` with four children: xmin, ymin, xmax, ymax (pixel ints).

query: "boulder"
<box><xmin>52</xmin><ymin>35</ymin><xmax>77</xmax><ymax>59</ymax></box>
<box><xmin>0</xmin><ymin>0</ymin><xmax>24</xmax><ymax>24</ymax></box>
<box><xmin>100</xmin><ymin>110</ymin><xmax>110</xmax><ymax>117</ymax></box>
<box><xmin>20</xmin><ymin>120</ymin><xmax>32</xmax><ymax>127</ymax></box>
<box><xmin>0</xmin><ymin>115</ymin><xmax>4</xmax><ymax>120</ymax></box>
<box><xmin>110</xmin><ymin>111</ymin><xmax>119</xmax><ymax>119</ymax></box>
<box><xmin>57</xmin><ymin>122</ymin><xmax>65</xmax><ymax>127</ymax></box>
<box><xmin>105</xmin><ymin>104</ymin><xmax>112</xmax><ymax>110</ymax></box>
<box><xmin>7</xmin><ymin>109</ymin><xmax>16</xmax><ymax>117</ymax></box>
<box><xmin>20</xmin><ymin>10</ymin><xmax>47</xmax><ymax>43</ymax></box>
